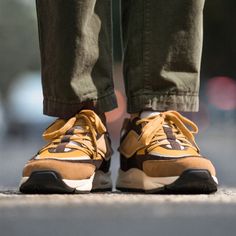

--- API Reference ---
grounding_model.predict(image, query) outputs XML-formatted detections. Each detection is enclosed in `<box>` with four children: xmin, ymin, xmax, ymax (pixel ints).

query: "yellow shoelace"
<box><xmin>39</xmin><ymin>110</ymin><xmax>106</xmax><ymax>159</ymax></box>
<box><xmin>136</xmin><ymin>111</ymin><xmax>200</xmax><ymax>152</ymax></box>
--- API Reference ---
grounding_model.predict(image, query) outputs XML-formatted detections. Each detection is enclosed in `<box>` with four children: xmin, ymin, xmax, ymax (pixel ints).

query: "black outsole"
<box><xmin>116</xmin><ymin>169</ymin><xmax>218</xmax><ymax>194</ymax></box>
<box><xmin>91</xmin><ymin>188</ymin><xmax>112</xmax><ymax>193</ymax></box>
<box><xmin>20</xmin><ymin>170</ymin><xmax>113</xmax><ymax>194</ymax></box>
<box><xmin>19</xmin><ymin>171</ymin><xmax>91</xmax><ymax>194</ymax></box>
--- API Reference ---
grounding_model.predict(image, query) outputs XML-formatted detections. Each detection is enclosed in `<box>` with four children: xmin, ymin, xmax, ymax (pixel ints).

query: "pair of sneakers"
<box><xmin>19</xmin><ymin>109</ymin><xmax>218</xmax><ymax>194</ymax></box>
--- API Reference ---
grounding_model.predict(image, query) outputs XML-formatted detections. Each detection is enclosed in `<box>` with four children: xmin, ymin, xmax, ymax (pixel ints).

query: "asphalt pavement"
<box><xmin>0</xmin><ymin>188</ymin><xmax>236</xmax><ymax>236</ymax></box>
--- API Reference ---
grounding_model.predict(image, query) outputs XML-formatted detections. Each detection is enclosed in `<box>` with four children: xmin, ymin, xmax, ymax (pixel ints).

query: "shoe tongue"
<box><xmin>140</xmin><ymin>111</ymin><xmax>184</xmax><ymax>150</ymax></box>
<box><xmin>74</xmin><ymin>119</ymin><xmax>87</xmax><ymax>131</ymax></box>
<box><xmin>140</xmin><ymin>111</ymin><xmax>160</xmax><ymax>119</ymax></box>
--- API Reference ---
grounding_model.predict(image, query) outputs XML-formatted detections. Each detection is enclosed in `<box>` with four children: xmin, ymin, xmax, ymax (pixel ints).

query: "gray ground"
<box><xmin>1</xmin><ymin>189</ymin><xmax>236</xmax><ymax>236</ymax></box>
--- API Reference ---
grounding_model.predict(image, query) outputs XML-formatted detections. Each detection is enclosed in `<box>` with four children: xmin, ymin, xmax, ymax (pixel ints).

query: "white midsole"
<box><xmin>116</xmin><ymin>168</ymin><xmax>218</xmax><ymax>191</ymax></box>
<box><xmin>20</xmin><ymin>171</ymin><xmax>112</xmax><ymax>192</ymax></box>
<box><xmin>63</xmin><ymin>173</ymin><xmax>95</xmax><ymax>191</ymax></box>
<box><xmin>212</xmin><ymin>176</ymin><xmax>219</xmax><ymax>184</ymax></box>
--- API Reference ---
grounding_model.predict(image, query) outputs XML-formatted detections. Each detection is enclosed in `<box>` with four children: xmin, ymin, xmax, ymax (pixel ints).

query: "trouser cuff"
<box><xmin>127</xmin><ymin>93</ymin><xmax>199</xmax><ymax>113</ymax></box>
<box><xmin>43</xmin><ymin>92</ymin><xmax>118</xmax><ymax>119</ymax></box>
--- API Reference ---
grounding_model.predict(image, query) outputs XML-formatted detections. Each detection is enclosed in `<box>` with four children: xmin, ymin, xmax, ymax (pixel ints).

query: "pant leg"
<box><xmin>121</xmin><ymin>0</ymin><xmax>205</xmax><ymax>113</ymax></box>
<box><xmin>36</xmin><ymin>0</ymin><xmax>117</xmax><ymax>118</ymax></box>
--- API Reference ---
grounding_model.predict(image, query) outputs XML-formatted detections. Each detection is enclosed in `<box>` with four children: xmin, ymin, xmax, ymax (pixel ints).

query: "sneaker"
<box><xmin>116</xmin><ymin>111</ymin><xmax>218</xmax><ymax>194</ymax></box>
<box><xmin>19</xmin><ymin>110</ymin><xmax>113</xmax><ymax>194</ymax></box>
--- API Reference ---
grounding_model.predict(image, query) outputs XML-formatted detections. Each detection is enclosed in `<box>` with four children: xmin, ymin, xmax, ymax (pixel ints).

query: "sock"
<box><xmin>130</xmin><ymin>111</ymin><xmax>161</xmax><ymax>120</ymax></box>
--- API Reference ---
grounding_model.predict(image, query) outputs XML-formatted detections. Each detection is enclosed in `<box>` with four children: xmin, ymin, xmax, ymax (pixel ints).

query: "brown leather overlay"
<box><xmin>120</xmin><ymin>153</ymin><xmax>182</xmax><ymax>171</ymax></box>
<box><xmin>120</xmin><ymin>154</ymin><xmax>216</xmax><ymax>177</ymax></box>
<box><xmin>163</xmin><ymin>126</ymin><xmax>181</xmax><ymax>150</ymax></box>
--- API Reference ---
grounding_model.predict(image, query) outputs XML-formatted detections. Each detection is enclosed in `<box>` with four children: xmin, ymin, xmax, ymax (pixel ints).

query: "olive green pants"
<box><xmin>36</xmin><ymin>0</ymin><xmax>205</xmax><ymax>118</ymax></box>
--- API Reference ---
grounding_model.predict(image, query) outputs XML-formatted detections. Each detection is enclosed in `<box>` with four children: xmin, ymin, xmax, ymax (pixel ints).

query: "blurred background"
<box><xmin>0</xmin><ymin>0</ymin><xmax>235</xmax><ymax>189</ymax></box>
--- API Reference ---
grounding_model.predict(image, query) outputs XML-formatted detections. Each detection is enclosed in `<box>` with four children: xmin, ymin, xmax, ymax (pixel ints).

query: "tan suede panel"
<box><xmin>149</xmin><ymin>146</ymin><xmax>200</xmax><ymax>158</ymax></box>
<box><xmin>96</xmin><ymin>135</ymin><xmax>107</xmax><ymax>154</ymax></box>
<box><xmin>119</xmin><ymin>130</ymin><xmax>141</xmax><ymax>157</ymax></box>
<box><xmin>143</xmin><ymin>157</ymin><xmax>216</xmax><ymax>177</ymax></box>
<box><xmin>23</xmin><ymin>160</ymin><xmax>95</xmax><ymax>180</ymax></box>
